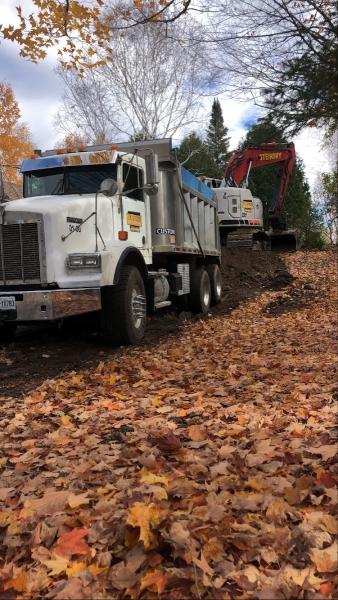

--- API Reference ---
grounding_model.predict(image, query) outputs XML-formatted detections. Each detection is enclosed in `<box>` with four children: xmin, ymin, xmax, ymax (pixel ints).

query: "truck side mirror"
<box><xmin>144</xmin><ymin>152</ymin><xmax>159</xmax><ymax>195</ymax></box>
<box><xmin>99</xmin><ymin>178</ymin><xmax>118</xmax><ymax>197</ymax></box>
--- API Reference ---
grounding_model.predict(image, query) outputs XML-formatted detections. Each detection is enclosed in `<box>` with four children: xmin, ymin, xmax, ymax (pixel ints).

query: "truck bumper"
<box><xmin>0</xmin><ymin>288</ymin><xmax>101</xmax><ymax>322</ymax></box>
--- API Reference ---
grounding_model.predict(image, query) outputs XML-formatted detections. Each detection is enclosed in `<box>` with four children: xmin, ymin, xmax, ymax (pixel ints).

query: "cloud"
<box><xmin>0</xmin><ymin>41</ymin><xmax>63</xmax><ymax>148</ymax></box>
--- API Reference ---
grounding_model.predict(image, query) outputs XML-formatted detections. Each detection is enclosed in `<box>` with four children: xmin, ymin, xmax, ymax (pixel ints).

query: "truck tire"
<box><xmin>100</xmin><ymin>265</ymin><xmax>147</xmax><ymax>345</ymax></box>
<box><xmin>0</xmin><ymin>322</ymin><xmax>16</xmax><ymax>345</ymax></box>
<box><xmin>189</xmin><ymin>267</ymin><xmax>211</xmax><ymax>314</ymax></box>
<box><xmin>207</xmin><ymin>264</ymin><xmax>222</xmax><ymax>304</ymax></box>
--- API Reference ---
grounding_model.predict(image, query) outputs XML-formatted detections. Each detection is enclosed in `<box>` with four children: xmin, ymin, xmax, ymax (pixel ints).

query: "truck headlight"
<box><xmin>67</xmin><ymin>253</ymin><xmax>101</xmax><ymax>269</ymax></box>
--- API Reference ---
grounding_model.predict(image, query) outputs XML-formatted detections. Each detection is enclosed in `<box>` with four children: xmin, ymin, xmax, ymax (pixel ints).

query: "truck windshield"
<box><xmin>24</xmin><ymin>164</ymin><xmax>118</xmax><ymax>197</ymax></box>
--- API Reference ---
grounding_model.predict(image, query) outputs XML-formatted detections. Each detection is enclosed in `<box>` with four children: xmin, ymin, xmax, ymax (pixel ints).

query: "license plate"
<box><xmin>0</xmin><ymin>296</ymin><xmax>16</xmax><ymax>311</ymax></box>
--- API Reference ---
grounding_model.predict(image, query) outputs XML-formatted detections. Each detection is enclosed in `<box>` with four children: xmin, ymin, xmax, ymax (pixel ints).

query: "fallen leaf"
<box><xmin>169</xmin><ymin>521</ymin><xmax>191</xmax><ymax>548</ymax></box>
<box><xmin>310</xmin><ymin>542</ymin><xmax>338</xmax><ymax>573</ymax></box>
<box><xmin>53</xmin><ymin>528</ymin><xmax>91</xmax><ymax>559</ymax></box>
<box><xmin>150</xmin><ymin>431</ymin><xmax>181</xmax><ymax>454</ymax></box>
<box><xmin>127</xmin><ymin>503</ymin><xmax>168</xmax><ymax>549</ymax></box>
<box><xmin>66</xmin><ymin>562</ymin><xmax>87</xmax><ymax>576</ymax></box>
<box><xmin>282</xmin><ymin>565</ymin><xmax>322</xmax><ymax>588</ymax></box>
<box><xmin>0</xmin><ymin>511</ymin><xmax>10</xmax><ymax>527</ymax></box>
<box><xmin>140</xmin><ymin>470</ymin><xmax>169</xmax><ymax>488</ymax></box>
<box><xmin>188</xmin><ymin>424</ymin><xmax>207</xmax><ymax>442</ymax></box>
<box><xmin>109</xmin><ymin>562</ymin><xmax>138</xmax><ymax>590</ymax></box>
<box><xmin>4</xmin><ymin>569</ymin><xmax>28</xmax><ymax>592</ymax></box>
<box><xmin>192</xmin><ymin>553</ymin><xmax>213</xmax><ymax>576</ymax></box>
<box><xmin>67</xmin><ymin>492</ymin><xmax>90</xmax><ymax>509</ymax></box>
<box><xmin>53</xmin><ymin>577</ymin><xmax>90</xmax><ymax>599</ymax></box>
<box><xmin>41</xmin><ymin>556</ymin><xmax>69</xmax><ymax>575</ymax></box>
<box><xmin>319</xmin><ymin>582</ymin><xmax>335</xmax><ymax>597</ymax></box>
<box><xmin>140</xmin><ymin>569</ymin><xmax>167</xmax><ymax>594</ymax></box>
<box><xmin>23</xmin><ymin>490</ymin><xmax>69</xmax><ymax>517</ymax></box>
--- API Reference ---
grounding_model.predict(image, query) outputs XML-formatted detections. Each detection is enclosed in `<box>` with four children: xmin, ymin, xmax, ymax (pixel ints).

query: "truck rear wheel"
<box><xmin>100</xmin><ymin>265</ymin><xmax>147</xmax><ymax>346</ymax></box>
<box><xmin>207</xmin><ymin>264</ymin><xmax>222</xmax><ymax>304</ymax></box>
<box><xmin>189</xmin><ymin>267</ymin><xmax>211</xmax><ymax>314</ymax></box>
<box><xmin>0</xmin><ymin>322</ymin><xmax>16</xmax><ymax>345</ymax></box>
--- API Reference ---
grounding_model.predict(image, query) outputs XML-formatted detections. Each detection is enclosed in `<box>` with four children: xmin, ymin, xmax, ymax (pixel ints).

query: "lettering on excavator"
<box><xmin>259</xmin><ymin>152</ymin><xmax>282</xmax><ymax>161</ymax></box>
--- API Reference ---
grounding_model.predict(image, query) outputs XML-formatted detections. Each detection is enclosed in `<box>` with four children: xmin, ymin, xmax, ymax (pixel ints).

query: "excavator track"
<box><xmin>225</xmin><ymin>230</ymin><xmax>267</xmax><ymax>250</ymax></box>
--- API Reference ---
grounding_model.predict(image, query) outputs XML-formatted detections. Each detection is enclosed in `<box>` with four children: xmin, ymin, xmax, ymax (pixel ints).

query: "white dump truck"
<box><xmin>0</xmin><ymin>139</ymin><xmax>221</xmax><ymax>345</ymax></box>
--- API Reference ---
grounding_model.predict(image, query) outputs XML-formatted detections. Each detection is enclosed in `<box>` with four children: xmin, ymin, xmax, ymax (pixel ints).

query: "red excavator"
<box><xmin>220</xmin><ymin>141</ymin><xmax>300</xmax><ymax>249</ymax></box>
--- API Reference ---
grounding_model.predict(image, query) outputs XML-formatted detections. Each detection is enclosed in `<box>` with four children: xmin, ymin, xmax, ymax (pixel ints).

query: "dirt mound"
<box><xmin>217</xmin><ymin>248</ymin><xmax>291</xmax><ymax>314</ymax></box>
<box><xmin>221</xmin><ymin>248</ymin><xmax>290</xmax><ymax>291</ymax></box>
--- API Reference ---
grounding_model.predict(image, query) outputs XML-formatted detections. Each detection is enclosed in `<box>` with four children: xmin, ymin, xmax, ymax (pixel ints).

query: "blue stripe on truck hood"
<box><xmin>180</xmin><ymin>166</ymin><xmax>215</xmax><ymax>203</ymax></box>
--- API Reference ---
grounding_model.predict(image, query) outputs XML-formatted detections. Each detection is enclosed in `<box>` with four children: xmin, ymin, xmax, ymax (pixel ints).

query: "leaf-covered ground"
<box><xmin>0</xmin><ymin>250</ymin><xmax>337</xmax><ymax>600</ymax></box>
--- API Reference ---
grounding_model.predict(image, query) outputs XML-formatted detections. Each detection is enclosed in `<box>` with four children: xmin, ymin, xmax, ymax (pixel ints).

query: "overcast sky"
<box><xmin>0</xmin><ymin>0</ymin><xmax>329</xmax><ymax>186</ymax></box>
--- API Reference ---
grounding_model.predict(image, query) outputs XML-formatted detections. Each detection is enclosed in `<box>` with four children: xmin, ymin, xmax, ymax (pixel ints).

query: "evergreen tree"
<box><xmin>262</xmin><ymin>37</ymin><xmax>337</xmax><ymax>136</ymax></box>
<box><xmin>176</xmin><ymin>132</ymin><xmax>214</xmax><ymax>177</ymax></box>
<box><xmin>206</xmin><ymin>99</ymin><xmax>230</xmax><ymax>178</ymax></box>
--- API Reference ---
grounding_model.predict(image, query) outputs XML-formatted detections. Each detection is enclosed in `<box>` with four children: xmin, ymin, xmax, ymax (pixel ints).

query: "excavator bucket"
<box><xmin>267</xmin><ymin>229</ymin><xmax>300</xmax><ymax>251</ymax></box>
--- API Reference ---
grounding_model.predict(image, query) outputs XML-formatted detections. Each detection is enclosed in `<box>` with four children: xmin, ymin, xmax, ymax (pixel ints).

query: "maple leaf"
<box><xmin>310</xmin><ymin>542</ymin><xmax>338</xmax><ymax>573</ymax></box>
<box><xmin>66</xmin><ymin>562</ymin><xmax>87</xmax><ymax>576</ymax></box>
<box><xmin>140</xmin><ymin>469</ymin><xmax>169</xmax><ymax>488</ymax></box>
<box><xmin>127</xmin><ymin>503</ymin><xmax>168</xmax><ymax>549</ymax></box>
<box><xmin>53</xmin><ymin>528</ymin><xmax>91</xmax><ymax>559</ymax></box>
<box><xmin>67</xmin><ymin>492</ymin><xmax>90</xmax><ymax>509</ymax></box>
<box><xmin>150</xmin><ymin>431</ymin><xmax>182</xmax><ymax>454</ymax></box>
<box><xmin>4</xmin><ymin>569</ymin><xmax>28</xmax><ymax>592</ymax></box>
<box><xmin>23</xmin><ymin>490</ymin><xmax>69</xmax><ymax>517</ymax></box>
<box><xmin>0</xmin><ymin>511</ymin><xmax>10</xmax><ymax>527</ymax></box>
<box><xmin>140</xmin><ymin>569</ymin><xmax>168</xmax><ymax>594</ymax></box>
<box><xmin>188</xmin><ymin>424</ymin><xmax>207</xmax><ymax>442</ymax></box>
<box><xmin>41</xmin><ymin>556</ymin><xmax>69</xmax><ymax>576</ymax></box>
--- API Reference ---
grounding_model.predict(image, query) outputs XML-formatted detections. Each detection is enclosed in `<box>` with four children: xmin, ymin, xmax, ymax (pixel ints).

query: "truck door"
<box><xmin>122</xmin><ymin>163</ymin><xmax>147</xmax><ymax>250</ymax></box>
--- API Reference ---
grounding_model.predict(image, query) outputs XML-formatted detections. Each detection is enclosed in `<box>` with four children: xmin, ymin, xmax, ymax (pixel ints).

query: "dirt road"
<box><xmin>0</xmin><ymin>250</ymin><xmax>337</xmax><ymax>600</ymax></box>
<box><xmin>0</xmin><ymin>249</ymin><xmax>287</xmax><ymax>398</ymax></box>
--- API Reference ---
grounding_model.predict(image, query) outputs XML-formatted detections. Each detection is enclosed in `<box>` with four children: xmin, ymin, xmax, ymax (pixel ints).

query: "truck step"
<box><xmin>155</xmin><ymin>300</ymin><xmax>172</xmax><ymax>309</ymax></box>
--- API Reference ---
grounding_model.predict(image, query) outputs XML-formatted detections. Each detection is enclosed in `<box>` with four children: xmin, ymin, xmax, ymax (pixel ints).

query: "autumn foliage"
<box><xmin>0</xmin><ymin>1</ymin><xmax>191</xmax><ymax>70</ymax></box>
<box><xmin>0</xmin><ymin>251</ymin><xmax>337</xmax><ymax>598</ymax></box>
<box><xmin>0</xmin><ymin>82</ymin><xmax>34</xmax><ymax>184</ymax></box>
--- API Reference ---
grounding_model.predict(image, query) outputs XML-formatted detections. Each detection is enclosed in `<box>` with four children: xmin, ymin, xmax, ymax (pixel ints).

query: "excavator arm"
<box><xmin>224</xmin><ymin>142</ymin><xmax>296</xmax><ymax>229</ymax></box>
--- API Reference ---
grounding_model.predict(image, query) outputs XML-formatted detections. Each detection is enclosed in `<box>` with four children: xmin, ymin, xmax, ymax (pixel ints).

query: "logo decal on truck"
<box><xmin>156</xmin><ymin>228</ymin><xmax>175</xmax><ymax>235</ymax></box>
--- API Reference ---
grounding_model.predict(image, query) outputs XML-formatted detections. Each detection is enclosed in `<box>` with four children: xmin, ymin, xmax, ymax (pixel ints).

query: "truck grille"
<box><xmin>0</xmin><ymin>223</ymin><xmax>41</xmax><ymax>285</ymax></box>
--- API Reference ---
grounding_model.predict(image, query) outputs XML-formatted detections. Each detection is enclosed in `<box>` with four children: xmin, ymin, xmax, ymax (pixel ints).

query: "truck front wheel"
<box><xmin>0</xmin><ymin>322</ymin><xmax>16</xmax><ymax>345</ymax></box>
<box><xmin>188</xmin><ymin>267</ymin><xmax>211</xmax><ymax>314</ymax></box>
<box><xmin>100</xmin><ymin>265</ymin><xmax>147</xmax><ymax>345</ymax></box>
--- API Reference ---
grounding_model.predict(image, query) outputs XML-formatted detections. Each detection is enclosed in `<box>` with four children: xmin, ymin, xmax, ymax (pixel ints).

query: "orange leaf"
<box><xmin>66</xmin><ymin>561</ymin><xmax>87</xmax><ymax>576</ymax></box>
<box><xmin>140</xmin><ymin>569</ymin><xmax>167</xmax><ymax>594</ymax></box>
<box><xmin>319</xmin><ymin>582</ymin><xmax>335</xmax><ymax>598</ymax></box>
<box><xmin>53</xmin><ymin>528</ymin><xmax>90</xmax><ymax>559</ymax></box>
<box><xmin>188</xmin><ymin>425</ymin><xmax>207</xmax><ymax>442</ymax></box>
<box><xmin>127</xmin><ymin>503</ymin><xmax>168</xmax><ymax>549</ymax></box>
<box><xmin>4</xmin><ymin>569</ymin><xmax>28</xmax><ymax>592</ymax></box>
